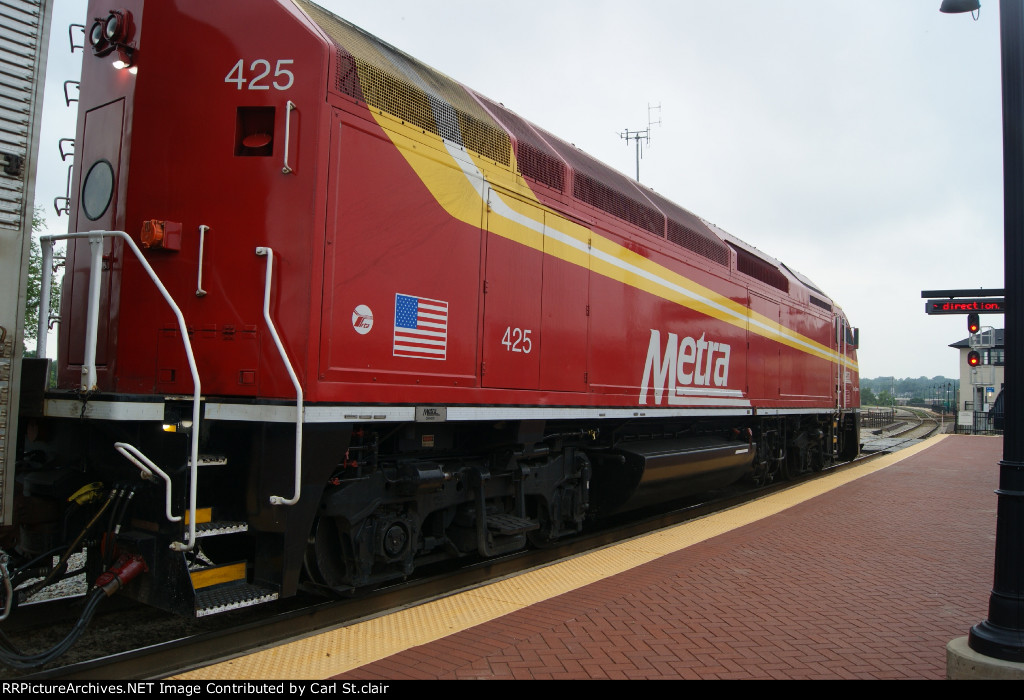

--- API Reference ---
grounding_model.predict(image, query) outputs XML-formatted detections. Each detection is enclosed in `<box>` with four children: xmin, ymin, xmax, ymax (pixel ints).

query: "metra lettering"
<box><xmin>639</xmin><ymin>329</ymin><xmax>731</xmax><ymax>405</ymax></box>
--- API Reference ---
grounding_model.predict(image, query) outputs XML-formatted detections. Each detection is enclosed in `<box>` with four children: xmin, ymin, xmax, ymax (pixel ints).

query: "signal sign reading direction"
<box><xmin>924</xmin><ymin>298</ymin><xmax>1006</xmax><ymax>315</ymax></box>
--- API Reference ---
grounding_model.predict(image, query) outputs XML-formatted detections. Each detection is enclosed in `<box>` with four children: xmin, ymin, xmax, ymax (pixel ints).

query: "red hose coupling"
<box><xmin>95</xmin><ymin>554</ymin><xmax>149</xmax><ymax>596</ymax></box>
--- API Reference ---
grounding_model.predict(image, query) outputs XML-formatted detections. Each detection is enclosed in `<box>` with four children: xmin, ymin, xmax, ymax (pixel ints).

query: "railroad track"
<box><xmin>860</xmin><ymin>407</ymin><xmax>945</xmax><ymax>454</ymax></box>
<box><xmin>887</xmin><ymin>408</ymin><xmax>938</xmax><ymax>437</ymax></box>
<box><xmin>1</xmin><ymin>435</ymin><xmax>930</xmax><ymax>681</ymax></box>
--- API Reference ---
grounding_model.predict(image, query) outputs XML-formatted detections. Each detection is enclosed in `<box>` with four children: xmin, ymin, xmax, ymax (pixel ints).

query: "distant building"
<box><xmin>950</xmin><ymin>329</ymin><xmax>1004</xmax><ymax>412</ymax></box>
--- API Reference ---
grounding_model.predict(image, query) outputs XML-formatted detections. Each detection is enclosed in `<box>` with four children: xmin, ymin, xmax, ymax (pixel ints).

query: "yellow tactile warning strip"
<box><xmin>176</xmin><ymin>435</ymin><xmax>946</xmax><ymax>680</ymax></box>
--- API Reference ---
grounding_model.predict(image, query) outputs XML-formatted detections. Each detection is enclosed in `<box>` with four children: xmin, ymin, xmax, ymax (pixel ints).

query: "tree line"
<box><xmin>860</xmin><ymin>376</ymin><xmax>957</xmax><ymax>408</ymax></box>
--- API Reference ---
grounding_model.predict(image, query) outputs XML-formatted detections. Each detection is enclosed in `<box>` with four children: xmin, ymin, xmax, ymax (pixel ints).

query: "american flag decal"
<box><xmin>393</xmin><ymin>293</ymin><xmax>449</xmax><ymax>360</ymax></box>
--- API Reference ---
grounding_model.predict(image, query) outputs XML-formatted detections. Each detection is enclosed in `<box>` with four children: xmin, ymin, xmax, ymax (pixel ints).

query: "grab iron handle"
<box><xmin>282</xmin><ymin>101</ymin><xmax>296</xmax><ymax>174</ymax></box>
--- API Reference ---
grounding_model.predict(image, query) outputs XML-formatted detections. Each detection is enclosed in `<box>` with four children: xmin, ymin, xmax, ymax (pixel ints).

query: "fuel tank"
<box><xmin>587</xmin><ymin>436</ymin><xmax>754</xmax><ymax>517</ymax></box>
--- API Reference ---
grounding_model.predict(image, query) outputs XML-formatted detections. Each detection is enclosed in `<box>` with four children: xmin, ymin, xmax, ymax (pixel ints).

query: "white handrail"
<box><xmin>255</xmin><ymin>246</ymin><xmax>303</xmax><ymax>506</ymax></box>
<box><xmin>114</xmin><ymin>442</ymin><xmax>180</xmax><ymax>525</ymax></box>
<box><xmin>39</xmin><ymin>230</ymin><xmax>201</xmax><ymax>551</ymax></box>
<box><xmin>195</xmin><ymin>224</ymin><xmax>209</xmax><ymax>297</ymax></box>
<box><xmin>282</xmin><ymin>101</ymin><xmax>296</xmax><ymax>174</ymax></box>
<box><xmin>37</xmin><ymin>241</ymin><xmax>52</xmax><ymax>359</ymax></box>
<box><xmin>82</xmin><ymin>237</ymin><xmax>103</xmax><ymax>390</ymax></box>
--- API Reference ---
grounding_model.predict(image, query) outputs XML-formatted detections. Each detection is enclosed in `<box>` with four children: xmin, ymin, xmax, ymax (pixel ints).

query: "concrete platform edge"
<box><xmin>947</xmin><ymin>637</ymin><xmax>1024</xmax><ymax>679</ymax></box>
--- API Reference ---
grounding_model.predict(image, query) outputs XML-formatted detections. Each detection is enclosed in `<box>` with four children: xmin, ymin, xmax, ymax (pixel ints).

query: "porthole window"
<box><xmin>82</xmin><ymin>160</ymin><xmax>114</xmax><ymax>221</ymax></box>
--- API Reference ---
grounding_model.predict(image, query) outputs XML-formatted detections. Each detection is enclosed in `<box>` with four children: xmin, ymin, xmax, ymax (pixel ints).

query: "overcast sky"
<box><xmin>35</xmin><ymin>0</ymin><xmax>1005</xmax><ymax>380</ymax></box>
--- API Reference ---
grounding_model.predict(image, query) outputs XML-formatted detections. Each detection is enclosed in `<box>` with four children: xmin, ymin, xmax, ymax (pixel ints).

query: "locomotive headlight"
<box><xmin>88</xmin><ymin>20</ymin><xmax>104</xmax><ymax>48</ymax></box>
<box><xmin>101</xmin><ymin>10</ymin><xmax>129</xmax><ymax>43</ymax></box>
<box><xmin>89</xmin><ymin>10</ymin><xmax>131</xmax><ymax>58</ymax></box>
<box><xmin>103</xmin><ymin>13</ymin><xmax>121</xmax><ymax>41</ymax></box>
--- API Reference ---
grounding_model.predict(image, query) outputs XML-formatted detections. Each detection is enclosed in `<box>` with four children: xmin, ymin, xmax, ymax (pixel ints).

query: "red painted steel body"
<box><xmin>58</xmin><ymin>0</ymin><xmax>858</xmax><ymax>413</ymax></box>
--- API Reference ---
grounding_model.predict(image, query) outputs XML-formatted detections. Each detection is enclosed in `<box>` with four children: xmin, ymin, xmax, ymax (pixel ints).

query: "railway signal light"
<box><xmin>968</xmin><ymin>350</ymin><xmax>981</xmax><ymax>367</ymax></box>
<box><xmin>968</xmin><ymin>313</ymin><xmax>980</xmax><ymax>334</ymax></box>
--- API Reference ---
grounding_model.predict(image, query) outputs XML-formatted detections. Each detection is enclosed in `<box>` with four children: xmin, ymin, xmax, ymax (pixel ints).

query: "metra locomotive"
<box><xmin>9</xmin><ymin>0</ymin><xmax>859</xmax><ymax>627</ymax></box>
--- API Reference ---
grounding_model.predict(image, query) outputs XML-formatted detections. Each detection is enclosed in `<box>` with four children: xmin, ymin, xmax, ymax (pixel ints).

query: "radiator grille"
<box><xmin>732</xmin><ymin>246</ymin><xmax>790</xmax><ymax>293</ymax></box>
<box><xmin>295</xmin><ymin>0</ymin><xmax>510</xmax><ymax>166</ymax></box>
<box><xmin>573</xmin><ymin>171</ymin><xmax>663</xmax><ymax>236</ymax></box>
<box><xmin>667</xmin><ymin>219</ymin><xmax>730</xmax><ymax>266</ymax></box>
<box><xmin>809</xmin><ymin>295</ymin><xmax>833</xmax><ymax>312</ymax></box>
<box><xmin>473</xmin><ymin>94</ymin><xmax>567</xmax><ymax>191</ymax></box>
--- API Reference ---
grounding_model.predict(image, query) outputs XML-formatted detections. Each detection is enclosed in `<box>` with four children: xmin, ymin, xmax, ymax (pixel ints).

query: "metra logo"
<box><xmin>352</xmin><ymin>304</ymin><xmax>374</xmax><ymax>335</ymax></box>
<box><xmin>639</xmin><ymin>329</ymin><xmax>732</xmax><ymax>405</ymax></box>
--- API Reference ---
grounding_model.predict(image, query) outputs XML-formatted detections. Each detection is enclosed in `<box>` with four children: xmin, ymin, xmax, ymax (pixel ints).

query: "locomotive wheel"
<box><xmin>751</xmin><ymin>442</ymin><xmax>777</xmax><ymax>485</ymax></box>
<box><xmin>751</xmin><ymin>458</ymin><xmax>772</xmax><ymax>486</ymax></box>
<box><xmin>526</xmin><ymin>508</ymin><xmax>558</xmax><ymax>549</ymax></box>
<box><xmin>781</xmin><ymin>450</ymin><xmax>805</xmax><ymax>481</ymax></box>
<box><xmin>304</xmin><ymin>516</ymin><xmax>351</xmax><ymax>590</ymax></box>
<box><xmin>811</xmin><ymin>451</ymin><xmax>830</xmax><ymax>472</ymax></box>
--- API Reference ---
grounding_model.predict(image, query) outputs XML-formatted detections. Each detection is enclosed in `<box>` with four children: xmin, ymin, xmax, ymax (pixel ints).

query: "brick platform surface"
<box><xmin>334</xmin><ymin>436</ymin><xmax>1002</xmax><ymax>680</ymax></box>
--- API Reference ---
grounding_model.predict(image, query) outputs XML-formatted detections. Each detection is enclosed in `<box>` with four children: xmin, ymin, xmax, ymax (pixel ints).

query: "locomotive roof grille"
<box><xmin>729</xmin><ymin>244</ymin><xmax>790</xmax><ymax>293</ymax></box>
<box><xmin>809</xmin><ymin>295</ymin><xmax>833</xmax><ymax>312</ymax></box>
<box><xmin>296</xmin><ymin>1</ymin><xmax>730</xmax><ymax>268</ymax></box>
<box><xmin>481</xmin><ymin>88</ymin><xmax>730</xmax><ymax>266</ymax></box>
<box><xmin>573</xmin><ymin>171</ymin><xmax>664</xmax><ymax>236</ymax></box>
<box><xmin>515</xmin><ymin>139</ymin><xmax>566</xmax><ymax>192</ymax></box>
<box><xmin>667</xmin><ymin>219</ymin><xmax>730</xmax><ymax>267</ymax></box>
<box><xmin>295</xmin><ymin>0</ymin><xmax>511</xmax><ymax>166</ymax></box>
<box><xmin>473</xmin><ymin>92</ymin><xmax>567</xmax><ymax>192</ymax></box>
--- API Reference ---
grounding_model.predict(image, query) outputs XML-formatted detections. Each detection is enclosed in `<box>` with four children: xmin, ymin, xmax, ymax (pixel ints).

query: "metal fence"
<box><xmin>862</xmin><ymin>409</ymin><xmax>896</xmax><ymax>429</ymax></box>
<box><xmin>955</xmin><ymin>411</ymin><xmax>1004</xmax><ymax>436</ymax></box>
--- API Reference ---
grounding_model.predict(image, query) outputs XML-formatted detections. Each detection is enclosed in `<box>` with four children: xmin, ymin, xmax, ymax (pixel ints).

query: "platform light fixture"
<box><xmin>939</xmin><ymin>0</ymin><xmax>981</xmax><ymax>15</ymax></box>
<box><xmin>940</xmin><ymin>0</ymin><xmax>981</xmax><ymax>11</ymax></box>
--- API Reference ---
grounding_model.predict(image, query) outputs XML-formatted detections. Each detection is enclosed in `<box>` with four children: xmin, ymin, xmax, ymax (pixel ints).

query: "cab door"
<box><xmin>62</xmin><ymin>99</ymin><xmax>126</xmax><ymax>381</ymax></box>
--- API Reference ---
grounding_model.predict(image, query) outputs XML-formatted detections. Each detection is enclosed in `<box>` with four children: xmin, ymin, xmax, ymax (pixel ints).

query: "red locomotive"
<box><xmin>10</xmin><ymin>0</ymin><xmax>859</xmax><ymax>631</ymax></box>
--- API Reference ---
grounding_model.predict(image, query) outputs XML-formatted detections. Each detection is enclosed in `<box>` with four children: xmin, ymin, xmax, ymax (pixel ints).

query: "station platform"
<box><xmin>179</xmin><ymin>434</ymin><xmax>1014</xmax><ymax>680</ymax></box>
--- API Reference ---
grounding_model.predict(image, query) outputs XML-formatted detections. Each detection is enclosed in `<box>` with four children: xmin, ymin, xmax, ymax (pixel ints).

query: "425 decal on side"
<box><xmin>225</xmin><ymin>59</ymin><xmax>295</xmax><ymax>90</ymax></box>
<box><xmin>501</xmin><ymin>327</ymin><xmax>533</xmax><ymax>354</ymax></box>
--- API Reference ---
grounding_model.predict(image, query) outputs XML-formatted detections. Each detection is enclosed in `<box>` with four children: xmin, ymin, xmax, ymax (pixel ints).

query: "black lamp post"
<box><xmin>943</xmin><ymin>0</ymin><xmax>1024</xmax><ymax>662</ymax></box>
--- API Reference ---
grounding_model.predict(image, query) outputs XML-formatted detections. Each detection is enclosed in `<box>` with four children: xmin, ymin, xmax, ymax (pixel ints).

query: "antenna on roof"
<box><xmin>619</xmin><ymin>103</ymin><xmax>661</xmax><ymax>183</ymax></box>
